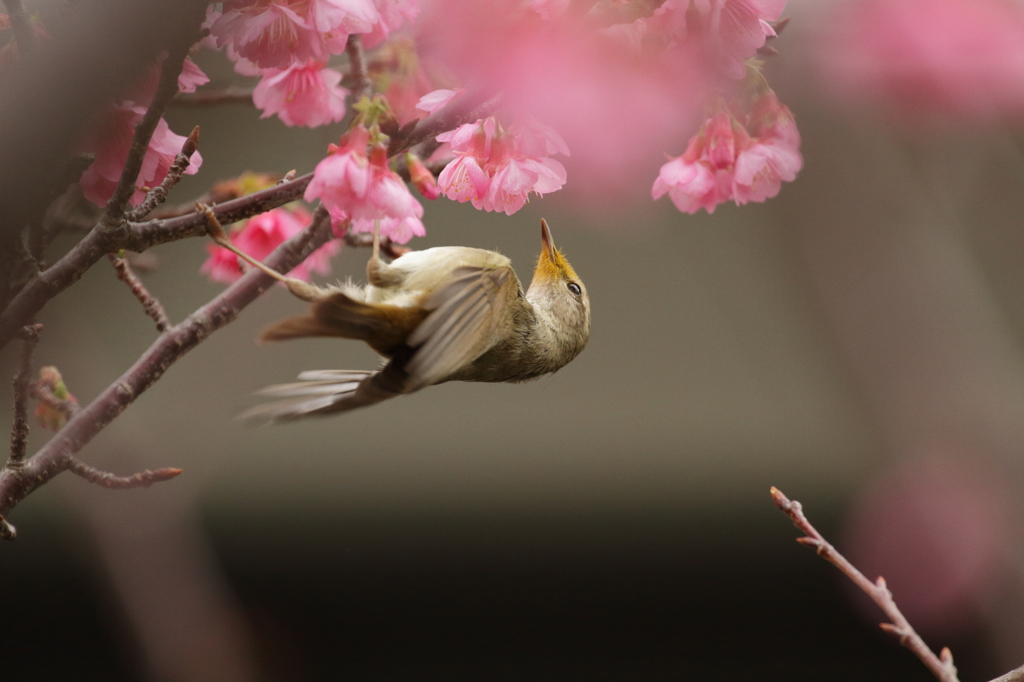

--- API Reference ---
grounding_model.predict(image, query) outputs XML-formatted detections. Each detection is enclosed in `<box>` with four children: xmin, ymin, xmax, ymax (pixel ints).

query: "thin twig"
<box><xmin>170</xmin><ymin>86</ymin><xmax>255</xmax><ymax>107</ymax></box>
<box><xmin>102</xmin><ymin>31</ymin><xmax>197</xmax><ymax>227</ymax></box>
<box><xmin>29</xmin><ymin>380</ymin><xmax>79</xmax><ymax>420</ymax></box>
<box><xmin>2</xmin><ymin>0</ymin><xmax>36</xmax><ymax>55</ymax></box>
<box><xmin>343</xmin><ymin>230</ymin><xmax>408</xmax><ymax>259</ymax></box>
<box><xmin>770</xmin><ymin>487</ymin><xmax>960</xmax><ymax>682</ymax></box>
<box><xmin>108</xmin><ymin>253</ymin><xmax>170</xmax><ymax>332</ymax></box>
<box><xmin>66</xmin><ymin>457</ymin><xmax>182</xmax><ymax>489</ymax></box>
<box><xmin>8</xmin><ymin>323</ymin><xmax>41</xmax><ymax>466</ymax></box>
<box><xmin>0</xmin><ymin>208</ymin><xmax>334</xmax><ymax>523</ymax></box>
<box><xmin>345</xmin><ymin>34</ymin><xmax>373</xmax><ymax>100</ymax></box>
<box><xmin>0</xmin><ymin>516</ymin><xmax>15</xmax><ymax>540</ymax></box>
<box><xmin>127</xmin><ymin>126</ymin><xmax>201</xmax><ymax>221</ymax></box>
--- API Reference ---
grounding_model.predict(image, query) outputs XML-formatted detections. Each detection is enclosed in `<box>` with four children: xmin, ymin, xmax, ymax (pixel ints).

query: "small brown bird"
<box><xmin>202</xmin><ymin>208</ymin><xmax>590</xmax><ymax>419</ymax></box>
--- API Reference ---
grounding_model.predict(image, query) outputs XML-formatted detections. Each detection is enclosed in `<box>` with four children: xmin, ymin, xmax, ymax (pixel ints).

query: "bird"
<box><xmin>200</xmin><ymin>206</ymin><xmax>590</xmax><ymax>419</ymax></box>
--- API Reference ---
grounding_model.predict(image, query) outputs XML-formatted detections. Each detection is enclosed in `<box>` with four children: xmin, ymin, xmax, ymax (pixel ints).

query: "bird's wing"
<box><xmin>401</xmin><ymin>265</ymin><xmax>516</xmax><ymax>391</ymax></box>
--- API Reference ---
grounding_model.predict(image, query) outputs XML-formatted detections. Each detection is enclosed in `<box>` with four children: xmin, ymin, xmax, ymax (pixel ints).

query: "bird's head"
<box><xmin>527</xmin><ymin>219</ymin><xmax>591</xmax><ymax>354</ymax></box>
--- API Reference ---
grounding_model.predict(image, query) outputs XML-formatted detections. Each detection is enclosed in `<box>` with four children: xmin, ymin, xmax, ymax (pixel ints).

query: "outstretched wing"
<box><xmin>401</xmin><ymin>265</ymin><xmax>517</xmax><ymax>391</ymax></box>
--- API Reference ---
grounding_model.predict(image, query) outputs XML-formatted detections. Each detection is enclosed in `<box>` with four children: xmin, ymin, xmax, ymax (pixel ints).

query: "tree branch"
<box><xmin>992</xmin><ymin>665</ymin><xmax>1024</xmax><ymax>682</ymax></box>
<box><xmin>770</xmin><ymin>487</ymin><xmax>960</xmax><ymax>682</ymax></box>
<box><xmin>108</xmin><ymin>253</ymin><xmax>170</xmax><ymax>332</ymax></box>
<box><xmin>170</xmin><ymin>86</ymin><xmax>255</xmax><ymax>107</ymax></box>
<box><xmin>127</xmin><ymin>125</ymin><xmax>201</xmax><ymax>221</ymax></box>
<box><xmin>0</xmin><ymin>208</ymin><xmax>334</xmax><ymax>524</ymax></box>
<box><xmin>102</xmin><ymin>32</ymin><xmax>196</xmax><ymax>227</ymax></box>
<box><xmin>7</xmin><ymin>323</ymin><xmax>41</xmax><ymax>466</ymax></box>
<box><xmin>0</xmin><ymin>89</ymin><xmax>496</xmax><ymax>351</ymax></box>
<box><xmin>345</xmin><ymin>34</ymin><xmax>372</xmax><ymax>100</ymax></box>
<box><xmin>66</xmin><ymin>457</ymin><xmax>182</xmax><ymax>489</ymax></box>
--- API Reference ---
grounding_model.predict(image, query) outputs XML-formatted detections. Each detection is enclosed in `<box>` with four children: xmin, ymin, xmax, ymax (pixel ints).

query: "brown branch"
<box><xmin>770</xmin><ymin>487</ymin><xmax>960</xmax><ymax>682</ymax></box>
<box><xmin>29</xmin><ymin>380</ymin><xmax>79</xmax><ymax>420</ymax></box>
<box><xmin>108</xmin><ymin>253</ymin><xmax>170</xmax><ymax>332</ymax></box>
<box><xmin>343</xmin><ymin>229</ymin><xmax>409</xmax><ymax>259</ymax></box>
<box><xmin>2</xmin><ymin>0</ymin><xmax>36</xmax><ymax>55</ymax></box>
<box><xmin>992</xmin><ymin>665</ymin><xmax>1024</xmax><ymax>682</ymax></box>
<box><xmin>127</xmin><ymin>126</ymin><xmax>200</xmax><ymax>222</ymax></box>
<box><xmin>102</xmin><ymin>33</ymin><xmax>197</xmax><ymax>227</ymax></box>
<box><xmin>170</xmin><ymin>86</ymin><xmax>255</xmax><ymax>107</ymax></box>
<box><xmin>0</xmin><ymin>207</ymin><xmax>334</xmax><ymax>525</ymax></box>
<box><xmin>66</xmin><ymin>457</ymin><xmax>182</xmax><ymax>489</ymax></box>
<box><xmin>7</xmin><ymin>323</ymin><xmax>41</xmax><ymax>465</ymax></box>
<box><xmin>0</xmin><ymin>515</ymin><xmax>15</xmax><ymax>539</ymax></box>
<box><xmin>0</xmin><ymin>89</ymin><xmax>496</xmax><ymax>351</ymax></box>
<box><xmin>345</xmin><ymin>34</ymin><xmax>373</xmax><ymax>100</ymax></box>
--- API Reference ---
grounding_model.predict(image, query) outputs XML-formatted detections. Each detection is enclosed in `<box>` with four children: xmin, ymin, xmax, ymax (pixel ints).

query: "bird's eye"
<box><xmin>567</xmin><ymin>282</ymin><xmax>582</xmax><ymax>296</ymax></box>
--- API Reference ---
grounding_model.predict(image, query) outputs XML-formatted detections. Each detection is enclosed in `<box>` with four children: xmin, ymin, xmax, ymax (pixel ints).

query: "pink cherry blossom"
<box><xmin>361</xmin><ymin>0</ymin><xmax>420</xmax><ymax>48</ymax></box>
<box><xmin>304</xmin><ymin>125</ymin><xmax>373</xmax><ymax>214</ymax></box>
<box><xmin>436</xmin><ymin>115</ymin><xmax>568</xmax><ymax>215</ymax></box>
<box><xmin>78</xmin><ymin>102</ymin><xmax>203</xmax><ymax>207</ymax></box>
<box><xmin>306</xmin><ymin>128</ymin><xmax>426</xmax><ymax>238</ymax></box>
<box><xmin>406</xmin><ymin>152</ymin><xmax>439</xmax><ymax>199</ymax></box>
<box><xmin>213</xmin><ymin>1</ymin><xmax>322</xmax><ymax>69</ymax></box>
<box><xmin>253</xmin><ymin>59</ymin><xmax>348</xmax><ymax>128</ymax></box>
<box><xmin>307</xmin><ymin>0</ymin><xmax>379</xmax><ymax>53</ymax></box>
<box><xmin>129</xmin><ymin>55</ymin><xmax>210</xmax><ymax>105</ymax></box>
<box><xmin>818</xmin><ymin>0</ymin><xmax>1024</xmax><ymax>121</ymax></box>
<box><xmin>652</xmin><ymin>89</ymin><xmax>801</xmax><ymax>213</ymax></box>
<box><xmin>201</xmin><ymin>206</ymin><xmax>340</xmax><ymax>284</ymax></box>
<box><xmin>416</xmin><ymin>88</ymin><xmax>462</xmax><ymax>115</ymax></box>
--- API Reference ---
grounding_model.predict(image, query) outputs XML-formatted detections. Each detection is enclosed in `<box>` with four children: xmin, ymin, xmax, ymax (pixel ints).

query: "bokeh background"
<box><xmin>4</xmin><ymin>1</ymin><xmax>1024</xmax><ymax>680</ymax></box>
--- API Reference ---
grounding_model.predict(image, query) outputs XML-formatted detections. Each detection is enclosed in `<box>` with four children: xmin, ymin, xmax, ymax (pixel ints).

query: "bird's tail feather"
<box><xmin>238</xmin><ymin>369</ymin><xmax>402</xmax><ymax>421</ymax></box>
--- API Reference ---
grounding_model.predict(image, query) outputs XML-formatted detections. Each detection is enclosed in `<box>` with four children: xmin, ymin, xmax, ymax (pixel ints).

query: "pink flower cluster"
<box><xmin>304</xmin><ymin>125</ymin><xmax>426</xmax><ymax>243</ymax></box>
<box><xmin>819</xmin><ymin>0</ymin><xmax>1024</xmax><ymax>122</ymax></box>
<box><xmin>427</xmin><ymin>92</ymin><xmax>569</xmax><ymax>216</ymax></box>
<box><xmin>652</xmin><ymin>89</ymin><xmax>802</xmax><ymax>213</ymax></box>
<box><xmin>78</xmin><ymin>103</ymin><xmax>203</xmax><ymax>207</ymax></box>
<box><xmin>209</xmin><ymin>0</ymin><xmax>418</xmax><ymax>128</ymax></box>
<box><xmin>201</xmin><ymin>204</ymin><xmax>340</xmax><ymax>284</ymax></box>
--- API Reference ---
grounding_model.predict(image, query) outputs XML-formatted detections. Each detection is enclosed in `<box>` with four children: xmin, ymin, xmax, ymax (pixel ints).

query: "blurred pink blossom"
<box><xmin>843</xmin><ymin>454</ymin><xmax>1009</xmax><ymax>635</ymax></box>
<box><xmin>253</xmin><ymin>59</ymin><xmax>348</xmax><ymax>128</ymax></box>
<box><xmin>201</xmin><ymin>206</ymin><xmax>340</xmax><ymax>284</ymax></box>
<box><xmin>416</xmin><ymin>0</ymin><xmax>708</xmax><ymax>198</ymax></box>
<box><xmin>652</xmin><ymin>89</ymin><xmax>801</xmax><ymax>213</ymax></box>
<box><xmin>78</xmin><ymin>102</ymin><xmax>203</xmax><ymax>207</ymax></box>
<box><xmin>436</xmin><ymin>115</ymin><xmax>568</xmax><ymax>215</ymax></box>
<box><xmin>818</xmin><ymin>0</ymin><xmax>1024</xmax><ymax>121</ymax></box>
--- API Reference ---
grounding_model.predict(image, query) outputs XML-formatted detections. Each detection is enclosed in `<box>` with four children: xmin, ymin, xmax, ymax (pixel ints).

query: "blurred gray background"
<box><xmin>4</xmin><ymin>3</ymin><xmax>1024</xmax><ymax>680</ymax></box>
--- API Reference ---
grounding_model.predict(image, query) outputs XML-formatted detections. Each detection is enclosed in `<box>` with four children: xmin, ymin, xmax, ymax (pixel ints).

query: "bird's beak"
<box><xmin>540</xmin><ymin>218</ymin><xmax>556</xmax><ymax>262</ymax></box>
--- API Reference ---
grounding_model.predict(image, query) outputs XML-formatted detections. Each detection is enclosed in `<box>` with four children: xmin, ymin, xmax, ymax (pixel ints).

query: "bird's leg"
<box><xmin>366</xmin><ymin>218</ymin><xmax>390</xmax><ymax>287</ymax></box>
<box><xmin>198</xmin><ymin>203</ymin><xmax>321</xmax><ymax>302</ymax></box>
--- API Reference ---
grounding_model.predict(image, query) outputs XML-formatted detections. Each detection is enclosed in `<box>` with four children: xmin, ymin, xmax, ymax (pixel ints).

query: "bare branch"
<box><xmin>345</xmin><ymin>34</ymin><xmax>373</xmax><ymax>100</ymax></box>
<box><xmin>770</xmin><ymin>487</ymin><xmax>960</xmax><ymax>682</ymax></box>
<box><xmin>2</xmin><ymin>0</ymin><xmax>36</xmax><ymax>55</ymax></box>
<box><xmin>108</xmin><ymin>253</ymin><xmax>170</xmax><ymax>332</ymax></box>
<box><xmin>127</xmin><ymin>126</ymin><xmax>201</xmax><ymax>222</ymax></box>
<box><xmin>0</xmin><ymin>208</ymin><xmax>334</xmax><ymax>522</ymax></box>
<box><xmin>66</xmin><ymin>457</ymin><xmax>182</xmax><ymax>489</ymax></box>
<box><xmin>170</xmin><ymin>86</ymin><xmax>255</xmax><ymax>107</ymax></box>
<box><xmin>102</xmin><ymin>37</ymin><xmax>198</xmax><ymax>227</ymax></box>
<box><xmin>7</xmin><ymin>323</ymin><xmax>41</xmax><ymax>466</ymax></box>
<box><xmin>29</xmin><ymin>379</ymin><xmax>79</xmax><ymax>420</ymax></box>
<box><xmin>992</xmin><ymin>665</ymin><xmax>1024</xmax><ymax>682</ymax></box>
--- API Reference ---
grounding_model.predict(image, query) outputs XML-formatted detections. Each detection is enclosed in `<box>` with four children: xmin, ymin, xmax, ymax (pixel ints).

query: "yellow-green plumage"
<box><xmin>242</xmin><ymin>219</ymin><xmax>590</xmax><ymax>420</ymax></box>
